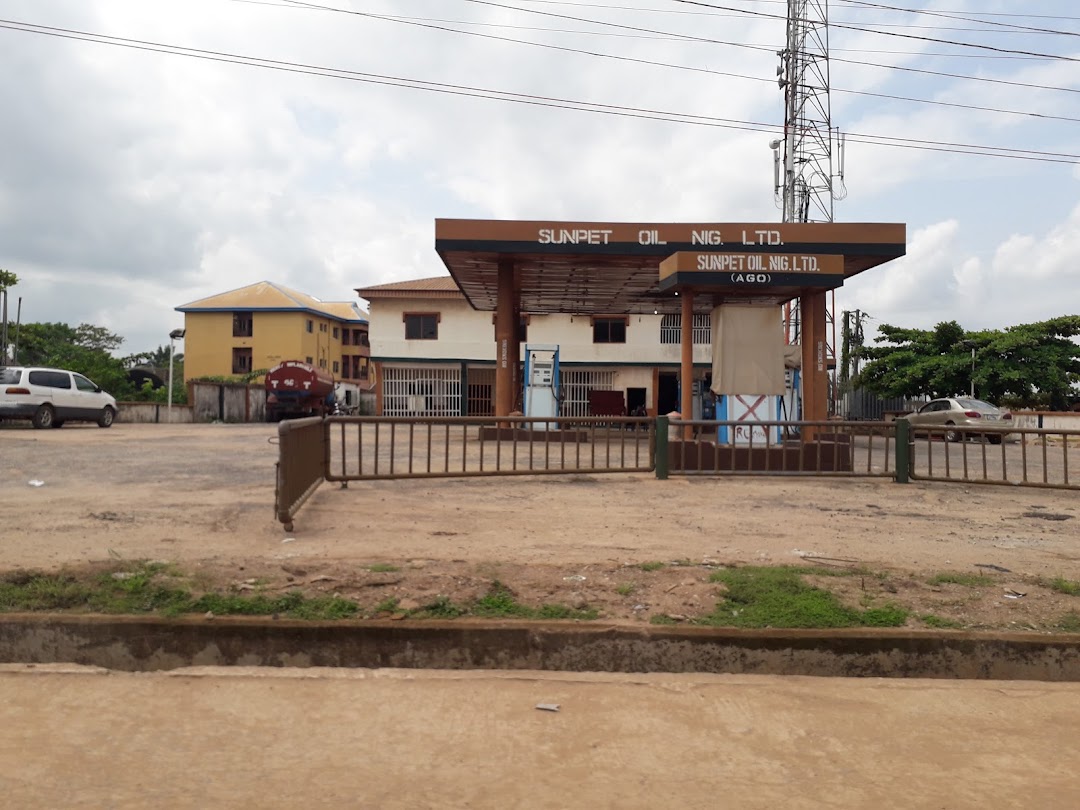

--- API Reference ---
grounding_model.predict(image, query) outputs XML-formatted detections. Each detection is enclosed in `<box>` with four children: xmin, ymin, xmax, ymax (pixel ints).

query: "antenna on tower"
<box><xmin>776</xmin><ymin>0</ymin><xmax>845</xmax><ymax>411</ymax></box>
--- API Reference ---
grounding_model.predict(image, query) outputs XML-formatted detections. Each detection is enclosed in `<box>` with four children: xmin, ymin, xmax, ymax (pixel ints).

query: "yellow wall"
<box><xmin>182</xmin><ymin>310</ymin><xmax>356</xmax><ymax>382</ymax></box>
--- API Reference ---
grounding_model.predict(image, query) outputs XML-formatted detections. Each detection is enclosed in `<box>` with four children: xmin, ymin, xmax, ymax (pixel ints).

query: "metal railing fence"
<box><xmin>274</xmin><ymin>415</ymin><xmax>1080</xmax><ymax>530</ymax></box>
<box><xmin>325</xmin><ymin>415</ymin><xmax>656</xmax><ymax>483</ymax></box>
<box><xmin>907</xmin><ymin>423</ymin><xmax>1077</xmax><ymax>490</ymax></box>
<box><xmin>659</xmin><ymin>418</ymin><xmax>896</xmax><ymax>478</ymax></box>
<box><xmin>274</xmin><ymin>417</ymin><xmax>326</xmax><ymax>532</ymax></box>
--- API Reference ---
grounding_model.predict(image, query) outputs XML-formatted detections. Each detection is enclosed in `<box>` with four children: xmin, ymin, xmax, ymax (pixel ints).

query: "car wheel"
<box><xmin>32</xmin><ymin>405</ymin><xmax>55</xmax><ymax>429</ymax></box>
<box><xmin>52</xmin><ymin>421</ymin><xmax>65</xmax><ymax>429</ymax></box>
<box><xmin>944</xmin><ymin>421</ymin><xmax>960</xmax><ymax>443</ymax></box>
<box><xmin>97</xmin><ymin>406</ymin><xmax>115</xmax><ymax>428</ymax></box>
<box><xmin>988</xmin><ymin>434</ymin><xmax>1003</xmax><ymax>445</ymax></box>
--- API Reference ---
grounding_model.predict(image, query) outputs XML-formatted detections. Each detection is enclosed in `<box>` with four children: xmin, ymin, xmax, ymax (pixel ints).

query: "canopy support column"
<box><xmin>680</xmin><ymin>290</ymin><xmax>695</xmax><ymax>440</ymax></box>
<box><xmin>495</xmin><ymin>258</ymin><xmax>518</xmax><ymax>420</ymax></box>
<box><xmin>800</xmin><ymin>291</ymin><xmax>828</xmax><ymax>440</ymax></box>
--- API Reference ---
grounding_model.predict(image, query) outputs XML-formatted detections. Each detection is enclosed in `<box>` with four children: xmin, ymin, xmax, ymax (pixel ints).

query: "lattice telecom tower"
<box><xmin>773</xmin><ymin>0</ymin><xmax>847</xmax><ymax>407</ymax></box>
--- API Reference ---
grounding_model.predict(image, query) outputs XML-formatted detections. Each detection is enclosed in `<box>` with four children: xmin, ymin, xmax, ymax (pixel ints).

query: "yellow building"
<box><xmin>176</xmin><ymin>281</ymin><xmax>371</xmax><ymax>386</ymax></box>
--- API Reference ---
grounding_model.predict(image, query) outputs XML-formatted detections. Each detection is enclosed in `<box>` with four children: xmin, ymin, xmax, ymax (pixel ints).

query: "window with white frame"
<box><xmin>660</xmin><ymin>313</ymin><xmax>712</xmax><ymax>345</ymax></box>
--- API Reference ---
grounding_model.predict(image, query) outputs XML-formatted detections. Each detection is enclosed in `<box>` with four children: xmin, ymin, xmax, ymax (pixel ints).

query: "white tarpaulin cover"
<box><xmin>784</xmin><ymin>343</ymin><xmax>801</xmax><ymax>369</ymax></box>
<box><xmin>710</xmin><ymin>305</ymin><xmax>786</xmax><ymax>395</ymax></box>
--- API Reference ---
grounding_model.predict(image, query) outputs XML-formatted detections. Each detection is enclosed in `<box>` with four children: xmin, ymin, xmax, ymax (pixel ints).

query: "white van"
<box><xmin>0</xmin><ymin>366</ymin><xmax>118</xmax><ymax>428</ymax></box>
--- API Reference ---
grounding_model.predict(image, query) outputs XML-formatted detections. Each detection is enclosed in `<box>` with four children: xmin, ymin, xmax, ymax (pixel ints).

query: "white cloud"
<box><xmin>0</xmin><ymin>0</ymin><xmax>1078</xmax><ymax>354</ymax></box>
<box><xmin>841</xmin><ymin>204</ymin><xmax>1080</xmax><ymax>336</ymax></box>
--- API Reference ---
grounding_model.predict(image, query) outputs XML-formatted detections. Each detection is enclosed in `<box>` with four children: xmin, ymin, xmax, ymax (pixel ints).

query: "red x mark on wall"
<box><xmin>734</xmin><ymin>394</ymin><xmax>768</xmax><ymax>421</ymax></box>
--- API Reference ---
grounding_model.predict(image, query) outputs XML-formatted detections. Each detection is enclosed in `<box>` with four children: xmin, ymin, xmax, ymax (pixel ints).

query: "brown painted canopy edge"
<box><xmin>434</xmin><ymin>219</ymin><xmax>906</xmax><ymax>314</ymax></box>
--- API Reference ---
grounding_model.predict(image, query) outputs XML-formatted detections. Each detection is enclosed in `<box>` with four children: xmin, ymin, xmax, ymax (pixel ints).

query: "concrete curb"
<box><xmin>3</xmin><ymin>614</ymin><xmax>1080</xmax><ymax>680</ymax></box>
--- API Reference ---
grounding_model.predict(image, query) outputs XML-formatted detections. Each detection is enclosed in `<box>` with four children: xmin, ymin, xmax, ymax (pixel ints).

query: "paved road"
<box><xmin>2</xmin><ymin>665</ymin><xmax>1078</xmax><ymax>809</ymax></box>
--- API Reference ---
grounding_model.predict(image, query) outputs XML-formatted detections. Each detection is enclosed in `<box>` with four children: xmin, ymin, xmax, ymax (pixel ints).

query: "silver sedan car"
<box><xmin>906</xmin><ymin>397</ymin><xmax>1013</xmax><ymax>443</ymax></box>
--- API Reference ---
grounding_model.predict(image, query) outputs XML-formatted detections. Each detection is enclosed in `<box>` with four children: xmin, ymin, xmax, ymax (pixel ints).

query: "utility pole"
<box><xmin>773</xmin><ymin>0</ymin><xmax>847</xmax><ymax>411</ymax></box>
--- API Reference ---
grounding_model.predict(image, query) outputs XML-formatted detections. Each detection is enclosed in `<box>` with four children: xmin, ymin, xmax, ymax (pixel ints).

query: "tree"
<box><xmin>126</xmin><ymin>345</ymin><xmax>183</xmax><ymax>370</ymax></box>
<box><xmin>16</xmin><ymin>322</ymin><xmax>135</xmax><ymax>398</ymax></box>
<box><xmin>855</xmin><ymin>317</ymin><xmax>1080</xmax><ymax>409</ymax></box>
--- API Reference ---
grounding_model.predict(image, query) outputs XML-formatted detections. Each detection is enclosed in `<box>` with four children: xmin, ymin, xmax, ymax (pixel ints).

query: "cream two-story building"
<box><xmin>356</xmin><ymin>276</ymin><xmax>715</xmax><ymax>418</ymax></box>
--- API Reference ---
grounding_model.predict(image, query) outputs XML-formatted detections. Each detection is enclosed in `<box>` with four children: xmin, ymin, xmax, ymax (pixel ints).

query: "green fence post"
<box><xmin>895</xmin><ymin>417</ymin><xmax>910</xmax><ymax>484</ymax></box>
<box><xmin>655</xmin><ymin>415</ymin><xmax>669</xmax><ymax>480</ymax></box>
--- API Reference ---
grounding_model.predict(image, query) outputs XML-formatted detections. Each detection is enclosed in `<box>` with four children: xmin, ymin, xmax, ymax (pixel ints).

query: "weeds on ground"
<box><xmin>927</xmin><ymin>572</ymin><xmax>995</xmax><ymax>588</ymax></box>
<box><xmin>1055</xmin><ymin>612</ymin><xmax>1080</xmax><ymax>632</ymax></box>
<box><xmin>704</xmin><ymin>566</ymin><xmax>908</xmax><ymax>629</ymax></box>
<box><xmin>0</xmin><ymin>564</ymin><xmax>359</xmax><ymax>620</ymax></box>
<box><xmin>615</xmin><ymin>582</ymin><xmax>637</xmax><ymax>597</ymax></box>
<box><xmin>1057</xmin><ymin>612</ymin><xmax>1080</xmax><ymax>633</ymax></box>
<box><xmin>0</xmin><ymin>571</ymin><xmax>94</xmax><ymax>611</ymax></box>
<box><xmin>0</xmin><ymin>565</ymin><xmax>601</xmax><ymax>623</ymax></box>
<box><xmin>411</xmin><ymin>595</ymin><xmax>467</xmax><ymax>619</ymax></box>
<box><xmin>1046</xmin><ymin>578</ymin><xmax>1080</xmax><ymax>597</ymax></box>
<box><xmin>367</xmin><ymin>564</ymin><xmax>400</xmax><ymax>574</ymax></box>
<box><xmin>649</xmin><ymin>614</ymin><xmax>679</xmax><ymax>626</ymax></box>
<box><xmin>638</xmin><ymin>562</ymin><xmax>666</xmax><ymax>572</ymax></box>
<box><xmin>373</xmin><ymin>596</ymin><xmax>401</xmax><ymax>614</ymax></box>
<box><xmin>920</xmin><ymin>614</ymin><xmax>965</xmax><ymax>630</ymax></box>
<box><xmin>472</xmin><ymin>581</ymin><xmax>597</xmax><ymax>620</ymax></box>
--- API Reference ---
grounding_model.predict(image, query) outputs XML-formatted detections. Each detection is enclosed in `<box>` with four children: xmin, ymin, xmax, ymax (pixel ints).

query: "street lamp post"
<box><xmin>957</xmin><ymin>339</ymin><xmax>977</xmax><ymax>398</ymax></box>
<box><xmin>168</xmin><ymin>328</ymin><xmax>186</xmax><ymax>417</ymax></box>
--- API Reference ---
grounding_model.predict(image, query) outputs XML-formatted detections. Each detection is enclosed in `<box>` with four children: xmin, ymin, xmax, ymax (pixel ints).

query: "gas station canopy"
<box><xmin>435</xmin><ymin>219</ymin><xmax>907</xmax><ymax>314</ymax></box>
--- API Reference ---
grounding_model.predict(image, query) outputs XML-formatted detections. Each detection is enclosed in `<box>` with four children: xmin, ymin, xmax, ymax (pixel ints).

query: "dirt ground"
<box><xmin>2</xmin><ymin>422</ymin><xmax>1079</xmax><ymax>629</ymax></box>
<box><xmin>3</xmin><ymin>665</ymin><xmax>1079</xmax><ymax>809</ymax></box>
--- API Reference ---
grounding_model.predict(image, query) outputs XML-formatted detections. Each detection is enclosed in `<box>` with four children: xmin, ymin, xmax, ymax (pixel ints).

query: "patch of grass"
<box><xmin>638</xmin><ymin>561</ymin><xmax>666</xmax><ymax>572</ymax></box>
<box><xmin>1056</xmin><ymin>612</ymin><xmax>1080</xmax><ymax>633</ymax></box>
<box><xmin>0</xmin><ymin>572</ymin><xmax>94</xmax><ymax>611</ymax></box>
<box><xmin>290</xmin><ymin>596</ymin><xmax>359</xmax><ymax>621</ymax></box>
<box><xmin>928</xmin><ymin>572</ymin><xmax>995</xmax><ymax>588</ymax></box>
<box><xmin>171</xmin><ymin>589</ymin><xmax>360</xmax><ymax>620</ymax></box>
<box><xmin>373</xmin><ymin>596</ymin><xmax>401</xmax><ymax>613</ymax></box>
<box><xmin>470</xmin><ymin>582</ymin><xmax>596</xmax><ymax>621</ymax></box>
<box><xmin>1046</xmin><ymin>578</ymin><xmax>1080</xmax><ymax>597</ymax></box>
<box><xmin>366</xmin><ymin>564</ymin><xmax>400</xmax><ymax>574</ymax></box>
<box><xmin>615</xmin><ymin>582</ymin><xmax>637</xmax><ymax>597</ymax></box>
<box><xmin>0</xmin><ymin>563</ymin><xmax>361</xmax><ymax>620</ymax></box>
<box><xmin>920</xmin><ymin>613</ymin><xmax>965</xmax><ymax>630</ymax></box>
<box><xmin>649</xmin><ymin>614</ymin><xmax>679</xmax><ymax>625</ymax></box>
<box><xmin>414</xmin><ymin>595</ymin><xmax>467</xmax><ymax>619</ymax></box>
<box><xmin>856</xmin><ymin>605</ymin><xmax>910</xmax><ymax>627</ymax></box>
<box><xmin>472</xmin><ymin>582</ymin><xmax>530</xmax><ymax>618</ymax></box>
<box><xmin>704</xmin><ymin>566</ymin><xmax>908</xmax><ymax>629</ymax></box>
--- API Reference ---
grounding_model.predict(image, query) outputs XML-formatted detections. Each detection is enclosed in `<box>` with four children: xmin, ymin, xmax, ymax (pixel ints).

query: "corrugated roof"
<box><xmin>177</xmin><ymin>281</ymin><xmax>368</xmax><ymax>323</ymax></box>
<box><xmin>355</xmin><ymin>275</ymin><xmax>463</xmax><ymax>298</ymax></box>
<box><xmin>320</xmin><ymin>301</ymin><xmax>369</xmax><ymax>322</ymax></box>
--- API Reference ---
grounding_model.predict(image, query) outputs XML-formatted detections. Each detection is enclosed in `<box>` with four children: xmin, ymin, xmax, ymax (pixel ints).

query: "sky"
<box><xmin>0</xmin><ymin>0</ymin><xmax>1078</xmax><ymax>356</ymax></box>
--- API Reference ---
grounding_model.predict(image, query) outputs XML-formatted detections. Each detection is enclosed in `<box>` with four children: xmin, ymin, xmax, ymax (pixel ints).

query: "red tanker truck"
<box><xmin>264</xmin><ymin>361</ymin><xmax>338</xmax><ymax>422</ymax></box>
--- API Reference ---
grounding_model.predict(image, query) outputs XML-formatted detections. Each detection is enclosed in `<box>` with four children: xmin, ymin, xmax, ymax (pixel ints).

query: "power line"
<box><xmin>669</xmin><ymin>0</ymin><xmax>1080</xmax><ymax>61</ymax></box>
<box><xmin>506</xmin><ymin>0</ymin><xmax>1080</xmax><ymax>25</ymax></box>
<box><xmin>833</xmin><ymin>0</ymin><xmax>1080</xmax><ymax>22</ymax></box>
<box><xmin>443</xmin><ymin>0</ymin><xmax>1080</xmax><ymax>89</ymax></box>
<box><xmin>834</xmin><ymin>0</ymin><xmax>1080</xmax><ymax>38</ymax></box>
<box><xmin>267</xmin><ymin>0</ymin><xmax>1080</xmax><ymax>114</ymax></box>
<box><xmin>272</xmin><ymin>0</ymin><xmax>1080</xmax><ymax>97</ymax></box>
<box><xmin>2</xmin><ymin>18</ymin><xmax>1078</xmax><ymax>164</ymax></box>
<box><xmin>244</xmin><ymin>3</ymin><xmax>1061</xmax><ymax>57</ymax></box>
